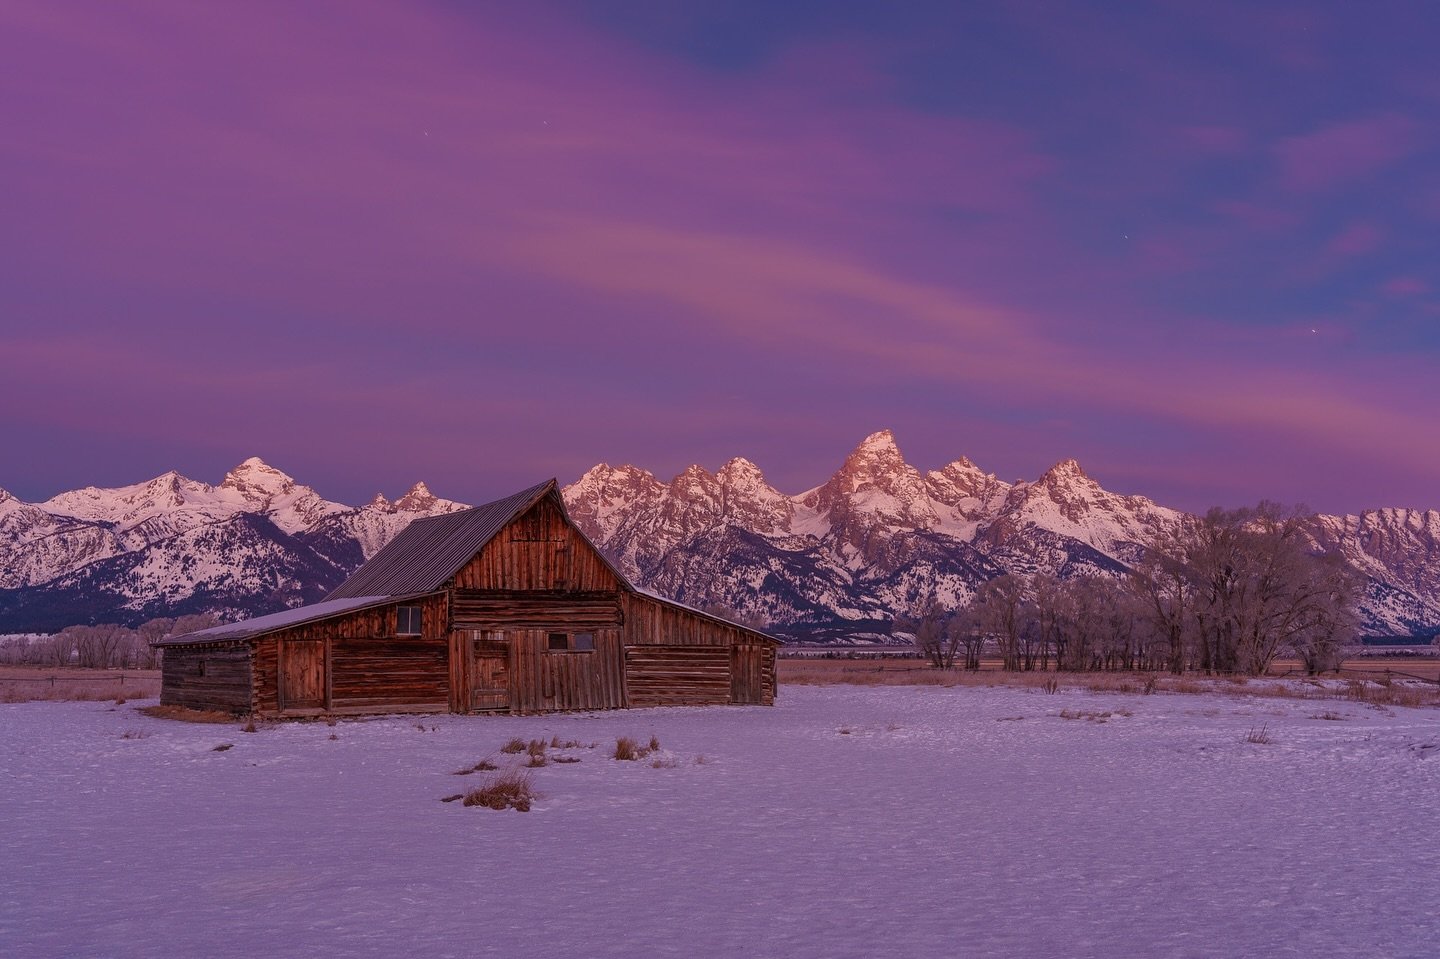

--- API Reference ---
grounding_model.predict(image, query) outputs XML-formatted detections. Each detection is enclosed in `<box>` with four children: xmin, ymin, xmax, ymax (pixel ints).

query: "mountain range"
<box><xmin>2</xmin><ymin>434</ymin><xmax>1437</xmax><ymax>641</ymax></box>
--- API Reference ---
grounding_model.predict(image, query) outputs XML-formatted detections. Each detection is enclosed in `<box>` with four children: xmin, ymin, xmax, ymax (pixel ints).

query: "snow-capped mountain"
<box><xmin>2</xmin><ymin>437</ymin><xmax>1437</xmax><ymax>639</ymax></box>
<box><xmin>562</xmin><ymin>430</ymin><xmax>1440</xmax><ymax>640</ymax></box>
<box><xmin>0</xmin><ymin>459</ymin><xmax>470</xmax><ymax>632</ymax></box>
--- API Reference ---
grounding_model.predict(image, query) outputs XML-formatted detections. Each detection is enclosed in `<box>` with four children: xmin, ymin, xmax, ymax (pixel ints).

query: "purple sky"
<box><xmin>3</xmin><ymin>1</ymin><xmax>1437</xmax><ymax>514</ymax></box>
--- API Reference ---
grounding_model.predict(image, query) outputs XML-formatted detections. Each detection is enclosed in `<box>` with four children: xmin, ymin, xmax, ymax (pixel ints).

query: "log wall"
<box><xmin>625</xmin><ymin>645</ymin><xmax>731</xmax><ymax>706</ymax></box>
<box><xmin>451</xmin><ymin>589</ymin><xmax>622</xmax><ymax>630</ymax></box>
<box><xmin>621</xmin><ymin>593</ymin><xmax>777</xmax><ymax>705</ymax></box>
<box><xmin>160</xmin><ymin>645</ymin><xmax>252</xmax><ymax>713</ymax></box>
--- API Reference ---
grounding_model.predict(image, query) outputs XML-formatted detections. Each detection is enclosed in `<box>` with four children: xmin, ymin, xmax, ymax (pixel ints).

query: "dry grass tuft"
<box><xmin>525</xmin><ymin>753</ymin><xmax>548</xmax><ymax>768</ymax></box>
<box><xmin>242</xmin><ymin>718</ymin><xmax>258</xmax><ymax>734</ymax></box>
<box><xmin>462</xmin><ymin>770</ymin><xmax>537</xmax><ymax>811</ymax></box>
<box><xmin>212</xmin><ymin>743</ymin><xmax>234</xmax><ymax>751</ymax></box>
<box><xmin>613</xmin><ymin>735</ymin><xmax>662</xmax><ymax>761</ymax></box>
<box><xmin>1310</xmin><ymin>711</ymin><xmax>1346</xmax><ymax>721</ymax></box>
<box><xmin>500</xmin><ymin>737</ymin><xmax>527</xmax><ymax>754</ymax></box>
<box><xmin>137</xmin><ymin>704</ymin><xmax>237</xmax><ymax>724</ymax></box>
<box><xmin>651</xmin><ymin>756</ymin><xmax>679</xmax><ymax>769</ymax></box>
<box><xmin>552</xmin><ymin>755</ymin><xmax>582</xmax><ymax>764</ymax></box>
<box><xmin>1244</xmin><ymin>724</ymin><xmax>1273</xmax><ymax>745</ymax></box>
<box><xmin>613</xmin><ymin>736</ymin><xmax>642</xmax><ymax>761</ymax></box>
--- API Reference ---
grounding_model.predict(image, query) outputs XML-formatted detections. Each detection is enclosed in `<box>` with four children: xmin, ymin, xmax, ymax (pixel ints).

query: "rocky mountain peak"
<box><xmin>366</xmin><ymin>492</ymin><xmax>392</xmax><ymax>510</ymax></box>
<box><xmin>840</xmin><ymin>430</ymin><xmax>906</xmax><ymax>476</ymax></box>
<box><xmin>395</xmin><ymin>482</ymin><xmax>439</xmax><ymax>512</ymax></box>
<box><xmin>1039</xmin><ymin>458</ymin><xmax>1090</xmax><ymax>484</ymax></box>
<box><xmin>716</xmin><ymin>457</ymin><xmax>791</xmax><ymax>531</ymax></box>
<box><xmin>221</xmin><ymin>457</ymin><xmax>296</xmax><ymax>500</ymax></box>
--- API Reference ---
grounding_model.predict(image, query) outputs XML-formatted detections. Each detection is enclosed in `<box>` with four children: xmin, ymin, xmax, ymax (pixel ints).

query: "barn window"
<box><xmin>547</xmin><ymin>632</ymin><xmax>595</xmax><ymax>652</ymax></box>
<box><xmin>396</xmin><ymin>606</ymin><xmax>423</xmax><ymax>636</ymax></box>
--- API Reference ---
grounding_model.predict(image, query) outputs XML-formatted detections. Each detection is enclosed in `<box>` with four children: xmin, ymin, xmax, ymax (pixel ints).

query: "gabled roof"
<box><xmin>153</xmin><ymin>594</ymin><xmax>419</xmax><ymax>647</ymax></box>
<box><xmin>326</xmin><ymin>479</ymin><xmax>566</xmax><ymax>600</ymax></box>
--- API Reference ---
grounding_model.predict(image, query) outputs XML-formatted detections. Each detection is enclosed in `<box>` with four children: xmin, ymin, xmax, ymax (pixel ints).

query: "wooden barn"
<box><xmin>154</xmin><ymin>480</ymin><xmax>778</xmax><ymax>717</ymax></box>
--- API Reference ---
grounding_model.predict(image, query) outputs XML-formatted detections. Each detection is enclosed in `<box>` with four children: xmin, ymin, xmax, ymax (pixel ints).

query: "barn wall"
<box><xmin>452</xmin><ymin>497</ymin><xmax>623</xmax><ymax>593</ymax></box>
<box><xmin>620</xmin><ymin>594</ymin><xmax>778</xmax><ymax>706</ymax></box>
<box><xmin>450</xmin><ymin>590</ymin><xmax>623</xmax><ymax>630</ymax></box>
<box><xmin>507</xmin><ymin>628</ymin><xmax>627</xmax><ymax>713</ymax></box>
<box><xmin>160</xmin><ymin>645</ymin><xmax>253</xmax><ymax>713</ymax></box>
<box><xmin>250</xmin><ymin>593</ymin><xmax>448</xmax><ymax>716</ymax></box>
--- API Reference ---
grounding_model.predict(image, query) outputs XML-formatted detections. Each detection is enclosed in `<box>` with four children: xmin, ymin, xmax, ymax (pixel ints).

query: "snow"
<box><xmin>4</xmin><ymin>685</ymin><xmax>1438</xmax><ymax>958</ymax></box>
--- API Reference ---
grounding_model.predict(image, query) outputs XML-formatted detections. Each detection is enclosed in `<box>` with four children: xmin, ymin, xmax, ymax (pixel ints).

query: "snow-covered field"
<box><xmin>4</xmin><ymin>685</ymin><xmax>1438</xmax><ymax>959</ymax></box>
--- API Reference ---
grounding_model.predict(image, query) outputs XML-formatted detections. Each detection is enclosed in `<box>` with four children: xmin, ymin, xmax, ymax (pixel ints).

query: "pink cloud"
<box><xmin>1274</xmin><ymin>113</ymin><xmax>1419</xmax><ymax>192</ymax></box>
<box><xmin>1325</xmin><ymin>221</ymin><xmax>1385</xmax><ymax>258</ymax></box>
<box><xmin>1381</xmin><ymin>275</ymin><xmax>1429</xmax><ymax>298</ymax></box>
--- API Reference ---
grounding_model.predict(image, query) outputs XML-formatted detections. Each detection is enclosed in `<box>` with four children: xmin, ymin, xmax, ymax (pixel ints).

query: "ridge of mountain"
<box><xmin>1</xmin><ymin>439</ymin><xmax>1437</xmax><ymax>640</ymax></box>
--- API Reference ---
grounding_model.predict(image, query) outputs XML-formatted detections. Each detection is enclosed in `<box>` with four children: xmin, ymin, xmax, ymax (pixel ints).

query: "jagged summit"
<box><xmin>221</xmin><ymin>457</ymin><xmax>296</xmax><ymax>495</ymax></box>
<box><xmin>395</xmin><ymin>481</ymin><xmax>441</xmax><ymax>512</ymax></box>
<box><xmin>1039</xmin><ymin>458</ymin><xmax>1090</xmax><ymax>483</ymax></box>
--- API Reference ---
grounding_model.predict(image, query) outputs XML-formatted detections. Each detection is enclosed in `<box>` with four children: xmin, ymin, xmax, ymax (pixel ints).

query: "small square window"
<box><xmin>572</xmin><ymin>632</ymin><xmax>595</xmax><ymax>651</ymax></box>
<box><xmin>548</xmin><ymin>632</ymin><xmax>568</xmax><ymax>651</ymax></box>
<box><xmin>397</xmin><ymin>606</ymin><xmax>423</xmax><ymax>636</ymax></box>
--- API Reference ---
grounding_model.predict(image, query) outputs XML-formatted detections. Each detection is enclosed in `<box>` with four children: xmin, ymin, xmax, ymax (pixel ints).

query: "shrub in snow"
<box><xmin>462</xmin><ymin>770</ymin><xmax>537</xmax><ymax>812</ymax></box>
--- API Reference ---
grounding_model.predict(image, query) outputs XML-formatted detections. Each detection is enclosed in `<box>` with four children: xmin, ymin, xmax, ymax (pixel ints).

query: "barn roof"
<box><xmin>152</xmin><ymin>594</ymin><xmax>420</xmax><ymax>647</ymax></box>
<box><xmin>326</xmin><ymin>479</ymin><xmax>561</xmax><ymax>600</ymax></box>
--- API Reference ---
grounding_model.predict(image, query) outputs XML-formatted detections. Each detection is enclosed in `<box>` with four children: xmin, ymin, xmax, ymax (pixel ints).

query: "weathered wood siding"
<box><xmin>451</xmin><ymin>590</ymin><xmax>622</xmax><ymax>630</ymax></box>
<box><xmin>506</xmin><ymin>628</ymin><xmax>627</xmax><ymax>713</ymax></box>
<box><xmin>160</xmin><ymin>645</ymin><xmax>253</xmax><ymax>713</ymax></box>
<box><xmin>329</xmin><ymin>637</ymin><xmax>448</xmax><ymax>711</ymax></box>
<box><xmin>251</xmin><ymin>594</ymin><xmax>448</xmax><ymax>716</ymax></box>
<box><xmin>625</xmin><ymin>645</ymin><xmax>731</xmax><ymax>706</ymax></box>
<box><xmin>621</xmin><ymin>593</ymin><xmax>778</xmax><ymax>705</ymax></box>
<box><xmin>730</xmin><ymin>644</ymin><xmax>776</xmax><ymax>706</ymax></box>
<box><xmin>453</xmin><ymin>497</ymin><xmax>623</xmax><ymax>593</ymax></box>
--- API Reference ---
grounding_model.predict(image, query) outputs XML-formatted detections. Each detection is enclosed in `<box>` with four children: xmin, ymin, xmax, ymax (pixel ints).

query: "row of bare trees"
<box><xmin>905</xmin><ymin>503</ymin><xmax>1362</xmax><ymax>676</ymax></box>
<box><xmin>0</xmin><ymin>615</ymin><xmax>219</xmax><ymax>669</ymax></box>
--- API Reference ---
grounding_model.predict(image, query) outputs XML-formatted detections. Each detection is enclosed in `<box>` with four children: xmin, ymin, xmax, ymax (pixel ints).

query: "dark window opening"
<box><xmin>397</xmin><ymin>606</ymin><xmax>423</xmax><ymax>636</ymax></box>
<box><xmin>547</xmin><ymin>632</ymin><xmax>595</xmax><ymax>652</ymax></box>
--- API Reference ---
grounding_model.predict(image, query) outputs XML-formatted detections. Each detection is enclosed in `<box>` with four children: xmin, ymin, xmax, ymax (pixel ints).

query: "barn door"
<box><xmin>279</xmin><ymin>639</ymin><xmax>326</xmax><ymax>711</ymax></box>
<box><xmin>470</xmin><ymin>632</ymin><xmax>511</xmax><ymax>712</ymax></box>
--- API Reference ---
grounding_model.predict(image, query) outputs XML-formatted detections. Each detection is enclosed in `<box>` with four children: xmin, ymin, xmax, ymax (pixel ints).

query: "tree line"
<box><xmin>905</xmin><ymin>503</ymin><xmax>1362</xmax><ymax>676</ymax></box>
<box><xmin>0</xmin><ymin>615</ymin><xmax>219</xmax><ymax>669</ymax></box>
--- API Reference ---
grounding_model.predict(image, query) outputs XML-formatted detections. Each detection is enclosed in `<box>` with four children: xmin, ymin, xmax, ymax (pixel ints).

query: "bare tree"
<box><xmin>972</xmin><ymin>575</ymin><xmax>1030</xmax><ymax>671</ymax></box>
<box><xmin>899</xmin><ymin>597</ymin><xmax>962</xmax><ymax>669</ymax></box>
<box><xmin>1139</xmin><ymin>503</ymin><xmax>1361</xmax><ymax>676</ymax></box>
